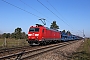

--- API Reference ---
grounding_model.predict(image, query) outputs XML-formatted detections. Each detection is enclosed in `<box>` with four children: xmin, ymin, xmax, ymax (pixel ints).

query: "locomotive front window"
<box><xmin>29</xmin><ymin>28</ymin><xmax>39</xmax><ymax>32</ymax></box>
<box><xmin>35</xmin><ymin>28</ymin><xmax>39</xmax><ymax>32</ymax></box>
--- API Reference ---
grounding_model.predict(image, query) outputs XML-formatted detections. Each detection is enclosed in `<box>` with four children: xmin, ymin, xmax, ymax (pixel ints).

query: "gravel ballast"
<box><xmin>30</xmin><ymin>40</ymin><xmax>83</xmax><ymax>60</ymax></box>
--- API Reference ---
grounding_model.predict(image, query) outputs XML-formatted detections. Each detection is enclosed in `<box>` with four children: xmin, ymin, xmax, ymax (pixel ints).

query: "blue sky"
<box><xmin>0</xmin><ymin>0</ymin><xmax>90</xmax><ymax>37</ymax></box>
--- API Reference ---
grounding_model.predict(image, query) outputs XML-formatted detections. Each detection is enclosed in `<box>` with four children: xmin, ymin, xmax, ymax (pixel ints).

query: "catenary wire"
<box><xmin>2</xmin><ymin>0</ymin><xmax>51</xmax><ymax>27</ymax></box>
<box><xmin>46</xmin><ymin>0</ymin><xmax>83</xmax><ymax>33</ymax></box>
<box><xmin>37</xmin><ymin>0</ymin><xmax>83</xmax><ymax>33</ymax></box>
<box><xmin>37</xmin><ymin>0</ymin><xmax>73</xmax><ymax>29</ymax></box>
<box><xmin>2</xmin><ymin>0</ymin><xmax>83</xmax><ymax>34</ymax></box>
<box><xmin>19</xmin><ymin>0</ymin><xmax>52</xmax><ymax>23</ymax></box>
<box><xmin>2</xmin><ymin>0</ymin><xmax>41</xmax><ymax>18</ymax></box>
<box><xmin>46</xmin><ymin>0</ymin><xmax>65</xmax><ymax>19</ymax></box>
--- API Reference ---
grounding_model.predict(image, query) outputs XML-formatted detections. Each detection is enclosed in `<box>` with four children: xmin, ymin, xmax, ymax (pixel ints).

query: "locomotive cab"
<box><xmin>28</xmin><ymin>28</ymin><xmax>39</xmax><ymax>40</ymax></box>
<box><xmin>28</xmin><ymin>24</ymin><xmax>44</xmax><ymax>45</ymax></box>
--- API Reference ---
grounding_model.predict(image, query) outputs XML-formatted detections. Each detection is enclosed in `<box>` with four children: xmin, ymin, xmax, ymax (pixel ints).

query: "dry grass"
<box><xmin>70</xmin><ymin>39</ymin><xmax>90</xmax><ymax>60</ymax></box>
<box><xmin>0</xmin><ymin>38</ymin><xmax>29</xmax><ymax>49</ymax></box>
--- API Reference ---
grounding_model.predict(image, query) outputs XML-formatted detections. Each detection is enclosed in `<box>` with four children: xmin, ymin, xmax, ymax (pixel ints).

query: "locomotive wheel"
<box><xmin>39</xmin><ymin>41</ymin><xmax>47</xmax><ymax>46</ymax></box>
<box><xmin>43</xmin><ymin>41</ymin><xmax>47</xmax><ymax>45</ymax></box>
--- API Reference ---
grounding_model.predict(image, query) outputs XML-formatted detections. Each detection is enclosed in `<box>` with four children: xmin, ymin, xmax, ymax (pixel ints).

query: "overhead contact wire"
<box><xmin>20</xmin><ymin>0</ymin><xmax>52</xmax><ymax>23</ymax></box>
<box><xmin>46</xmin><ymin>0</ymin><xmax>83</xmax><ymax>33</ymax></box>
<box><xmin>2</xmin><ymin>0</ymin><xmax>41</xmax><ymax>18</ymax></box>
<box><xmin>37</xmin><ymin>0</ymin><xmax>74</xmax><ymax>29</ymax></box>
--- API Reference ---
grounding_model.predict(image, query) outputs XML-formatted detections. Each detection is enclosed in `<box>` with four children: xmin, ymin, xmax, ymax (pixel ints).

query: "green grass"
<box><xmin>0</xmin><ymin>38</ymin><xmax>29</xmax><ymax>49</ymax></box>
<box><xmin>70</xmin><ymin>39</ymin><xmax>90</xmax><ymax>60</ymax></box>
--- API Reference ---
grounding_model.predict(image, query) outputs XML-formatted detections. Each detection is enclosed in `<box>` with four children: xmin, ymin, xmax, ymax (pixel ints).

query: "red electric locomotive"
<box><xmin>27</xmin><ymin>24</ymin><xmax>61</xmax><ymax>45</ymax></box>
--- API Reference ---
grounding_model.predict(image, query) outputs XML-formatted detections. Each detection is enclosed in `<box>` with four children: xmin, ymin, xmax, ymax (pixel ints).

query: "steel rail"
<box><xmin>0</xmin><ymin>40</ymin><xmax>79</xmax><ymax>60</ymax></box>
<box><xmin>21</xmin><ymin>41</ymin><xmax>78</xmax><ymax>60</ymax></box>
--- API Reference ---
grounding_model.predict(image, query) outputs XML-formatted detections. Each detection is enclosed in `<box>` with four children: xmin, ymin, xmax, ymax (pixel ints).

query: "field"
<box><xmin>70</xmin><ymin>38</ymin><xmax>90</xmax><ymax>60</ymax></box>
<box><xmin>0</xmin><ymin>38</ymin><xmax>29</xmax><ymax>49</ymax></box>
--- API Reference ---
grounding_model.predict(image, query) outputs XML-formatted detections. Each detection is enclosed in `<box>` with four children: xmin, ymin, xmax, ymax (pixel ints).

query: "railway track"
<box><xmin>0</xmin><ymin>46</ymin><xmax>30</xmax><ymax>56</ymax></box>
<box><xmin>0</xmin><ymin>45</ymin><xmax>43</xmax><ymax>57</ymax></box>
<box><xmin>0</xmin><ymin>40</ymin><xmax>79</xmax><ymax>60</ymax></box>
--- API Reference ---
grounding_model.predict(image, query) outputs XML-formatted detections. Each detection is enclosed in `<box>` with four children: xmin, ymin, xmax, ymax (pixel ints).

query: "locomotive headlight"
<box><xmin>28</xmin><ymin>34</ymin><xmax>32</xmax><ymax>36</ymax></box>
<box><xmin>35</xmin><ymin>34</ymin><xmax>39</xmax><ymax>36</ymax></box>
